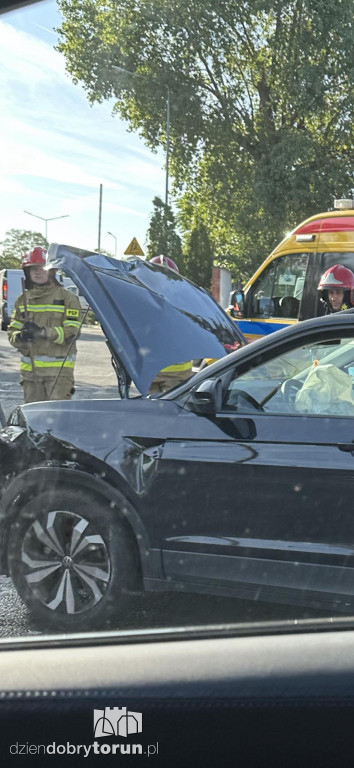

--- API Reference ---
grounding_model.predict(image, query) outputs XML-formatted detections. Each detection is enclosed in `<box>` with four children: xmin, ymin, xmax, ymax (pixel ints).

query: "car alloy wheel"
<box><xmin>8</xmin><ymin>486</ymin><xmax>140</xmax><ymax>630</ymax></box>
<box><xmin>21</xmin><ymin>510</ymin><xmax>110</xmax><ymax>615</ymax></box>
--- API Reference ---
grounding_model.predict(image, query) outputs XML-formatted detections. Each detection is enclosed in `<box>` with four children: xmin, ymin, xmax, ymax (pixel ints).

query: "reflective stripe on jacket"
<box><xmin>8</xmin><ymin>281</ymin><xmax>81</xmax><ymax>380</ymax></box>
<box><xmin>160</xmin><ymin>361</ymin><xmax>193</xmax><ymax>373</ymax></box>
<box><xmin>20</xmin><ymin>355</ymin><xmax>76</xmax><ymax>372</ymax></box>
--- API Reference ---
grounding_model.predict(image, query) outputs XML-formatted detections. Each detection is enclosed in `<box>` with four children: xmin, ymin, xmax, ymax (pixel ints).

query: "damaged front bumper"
<box><xmin>0</xmin><ymin>425</ymin><xmax>28</xmax><ymax>477</ymax></box>
<box><xmin>0</xmin><ymin>424</ymin><xmax>36</xmax><ymax>574</ymax></box>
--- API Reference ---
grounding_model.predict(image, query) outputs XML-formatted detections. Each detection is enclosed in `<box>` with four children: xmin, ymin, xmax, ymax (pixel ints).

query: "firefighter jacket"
<box><xmin>8</xmin><ymin>281</ymin><xmax>81</xmax><ymax>381</ymax></box>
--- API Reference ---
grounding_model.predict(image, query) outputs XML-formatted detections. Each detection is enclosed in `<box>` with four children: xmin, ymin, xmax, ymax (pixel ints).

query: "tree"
<box><xmin>0</xmin><ymin>230</ymin><xmax>48</xmax><ymax>269</ymax></box>
<box><xmin>57</xmin><ymin>0</ymin><xmax>354</xmax><ymax>278</ymax></box>
<box><xmin>146</xmin><ymin>197</ymin><xmax>183</xmax><ymax>269</ymax></box>
<box><xmin>183</xmin><ymin>223</ymin><xmax>213</xmax><ymax>289</ymax></box>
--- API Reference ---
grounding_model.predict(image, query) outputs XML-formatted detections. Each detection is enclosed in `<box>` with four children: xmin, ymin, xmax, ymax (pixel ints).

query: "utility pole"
<box><xmin>165</xmin><ymin>86</ymin><xmax>170</xmax><ymax>207</ymax></box>
<box><xmin>98</xmin><ymin>184</ymin><xmax>103</xmax><ymax>251</ymax></box>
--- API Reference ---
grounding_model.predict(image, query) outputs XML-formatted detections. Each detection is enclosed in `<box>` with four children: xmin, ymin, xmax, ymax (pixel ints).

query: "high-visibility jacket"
<box><xmin>8</xmin><ymin>281</ymin><xmax>81</xmax><ymax>381</ymax></box>
<box><xmin>160</xmin><ymin>361</ymin><xmax>193</xmax><ymax>373</ymax></box>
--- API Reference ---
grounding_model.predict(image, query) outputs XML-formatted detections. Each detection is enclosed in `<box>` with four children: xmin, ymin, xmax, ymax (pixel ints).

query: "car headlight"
<box><xmin>0</xmin><ymin>426</ymin><xmax>26</xmax><ymax>443</ymax></box>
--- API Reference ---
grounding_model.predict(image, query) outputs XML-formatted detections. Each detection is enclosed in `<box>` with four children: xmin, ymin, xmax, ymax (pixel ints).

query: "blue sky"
<box><xmin>0</xmin><ymin>0</ymin><xmax>167</xmax><ymax>257</ymax></box>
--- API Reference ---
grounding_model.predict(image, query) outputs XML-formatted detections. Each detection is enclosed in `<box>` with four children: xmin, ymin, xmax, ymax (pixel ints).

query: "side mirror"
<box><xmin>229</xmin><ymin>290</ymin><xmax>244</xmax><ymax>318</ymax></box>
<box><xmin>189</xmin><ymin>378</ymin><xmax>223</xmax><ymax>416</ymax></box>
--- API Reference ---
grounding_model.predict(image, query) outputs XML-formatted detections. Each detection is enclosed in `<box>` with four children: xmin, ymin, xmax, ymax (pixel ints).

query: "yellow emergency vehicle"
<box><xmin>230</xmin><ymin>199</ymin><xmax>354</xmax><ymax>342</ymax></box>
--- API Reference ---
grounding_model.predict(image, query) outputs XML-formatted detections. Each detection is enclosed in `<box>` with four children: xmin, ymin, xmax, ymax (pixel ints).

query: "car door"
<box><xmin>155</xmin><ymin>330</ymin><xmax>354</xmax><ymax>605</ymax></box>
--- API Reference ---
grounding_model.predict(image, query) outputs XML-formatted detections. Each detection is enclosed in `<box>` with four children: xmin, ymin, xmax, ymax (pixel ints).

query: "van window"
<box><xmin>322</xmin><ymin>252</ymin><xmax>354</xmax><ymax>273</ymax></box>
<box><xmin>248</xmin><ymin>253</ymin><xmax>309</xmax><ymax>319</ymax></box>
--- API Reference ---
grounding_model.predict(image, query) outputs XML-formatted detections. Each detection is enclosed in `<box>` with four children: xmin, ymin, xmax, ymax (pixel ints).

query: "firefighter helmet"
<box><xmin>317</xmin><ymin>264</ymin><xmax>354</xmax><ymax>291</ymax></box>
<box><xmin>22</xmin><ymin>247</ymin><xmax>47</xmax><ymax>269</ymax></box>
<box><xmin>149</xmin><ymin>255</ymin><xmax>179</xmax><ymax>273</ymax></box>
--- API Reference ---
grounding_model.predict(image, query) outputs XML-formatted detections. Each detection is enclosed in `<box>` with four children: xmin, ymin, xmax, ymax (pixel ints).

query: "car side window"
<box><xmin>248</xmin><ymin>253</ymin><xmax>309</xmax><ymax>319</ymax></box>
<box><xmin>223</xmin><ymin>337</ymin><xmax>354</xmax><ymax>416</ymax></box>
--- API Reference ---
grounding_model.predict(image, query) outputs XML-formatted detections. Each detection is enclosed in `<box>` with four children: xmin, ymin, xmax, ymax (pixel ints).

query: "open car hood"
<box><xmin>47</xmin><ymin>244</ymin><xmax>245</xmax><ymax>395</ymax></box>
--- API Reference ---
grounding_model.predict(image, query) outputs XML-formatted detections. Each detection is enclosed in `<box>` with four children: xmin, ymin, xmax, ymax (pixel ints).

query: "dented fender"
<box><xmin>0</xmin><ymin>465</ymin><xmax>158</xmax><ymax>581</ymax></box>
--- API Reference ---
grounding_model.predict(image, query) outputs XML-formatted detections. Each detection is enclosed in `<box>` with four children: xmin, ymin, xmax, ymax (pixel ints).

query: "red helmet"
<box><xmin>22</xmin><ymin>247</ymin><xmax>47</xmax><ymax>269</ymax></box>
<box><xmin>318</xmin><ymin>264</ymin><xmax>354</xmax><ymax>291</ymax></box>
<box><xmin>149</xmin><ymin>254</ymin><xmax>179</xmax><ymax>273</ymax></box>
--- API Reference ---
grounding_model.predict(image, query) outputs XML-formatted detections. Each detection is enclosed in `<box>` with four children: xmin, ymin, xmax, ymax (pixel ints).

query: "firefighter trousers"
<box><xmin>22</xmin><ymin>377</ymin><xmax>75</xmax><ymax>404</ymax></box>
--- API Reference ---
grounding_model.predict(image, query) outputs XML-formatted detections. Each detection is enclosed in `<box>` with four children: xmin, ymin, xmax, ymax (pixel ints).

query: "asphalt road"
<box><xmin>0</xmin><ymin>326</ymin><xmax>333</xmax><ymax>639</ymax></box>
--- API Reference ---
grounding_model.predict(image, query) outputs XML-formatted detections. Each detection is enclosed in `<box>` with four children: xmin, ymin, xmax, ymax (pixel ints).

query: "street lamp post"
<box><xmin>165</xmin><ymin>86</ymin><xmax>170</xmax><ymax>207</ymax></box>
<box><xmin>107</xmin><ymin>230</ymin><xmax>117</xmax><ymax>257</ymax></box>
<box><xmin>23</xmin><ymin>211</ymin><xmax>69</xmax><ymax>241</ymax></box>
<box><xmin>112</xmin><ymin>65</ymin><xmax>171</xmax><ymax>206</ymax></box>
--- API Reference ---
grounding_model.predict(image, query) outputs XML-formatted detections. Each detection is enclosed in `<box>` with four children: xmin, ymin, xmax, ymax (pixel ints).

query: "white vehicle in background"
<box><xmin>60</xmin><ymin>275</ymin><xmax>89</xmax><ymax>310</ymax></box>
<box><xmin>0</xmin><ymin>269</ymin><xmax>23</xmax><ymax>331</ymax></box>
<box><xmin>0</xmin><ymin>271</ymin><xmax>89</xmax><ymax>332</ymax></box>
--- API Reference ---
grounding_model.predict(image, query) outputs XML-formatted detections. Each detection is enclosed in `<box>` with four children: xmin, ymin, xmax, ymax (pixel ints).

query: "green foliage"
<box><xmin>183</xmin><ymin>223</ymin><xmax>213</xmax><ymax>289</ymax></box>
<box><xmin>146</xmin><ymin>197</ymin><xmax>183</xmax><ymax>268</ymax></box>
<box><xmin>0</xmin><ymin>254</ymin><xmax>21</xmax><ymax>270</ymax></box>
<box><xmin>0</xmin><ymin>229</ymin><xmax>48</xmax><ymax>269</ymax></box>
<box><xmin>57</xmin><ymin>0</ymin><xmax>354</xmax><ymax>281</ymax></box>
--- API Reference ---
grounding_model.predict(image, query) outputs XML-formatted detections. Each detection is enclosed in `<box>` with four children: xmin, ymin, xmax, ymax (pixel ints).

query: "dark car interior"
<box><xmin>2</xmin><ymin>625</ymin><xmax>354</xmax><ymax>767</ymax></box>
<box><xmin>252</xmin><ymin>294</ymin><xmax>300</xmax><ymax>319</ymax></box>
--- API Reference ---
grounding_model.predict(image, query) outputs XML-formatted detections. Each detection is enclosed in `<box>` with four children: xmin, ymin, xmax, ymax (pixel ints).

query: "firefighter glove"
<box><xmin>17</xmin><ymin>329</ymin><xmax>33</xmax><ymax>342</ymax></box>
<box><xmin>22</xmin><ymin>321</ymin><xmax>47</xmax><ymax>340</ymax></box>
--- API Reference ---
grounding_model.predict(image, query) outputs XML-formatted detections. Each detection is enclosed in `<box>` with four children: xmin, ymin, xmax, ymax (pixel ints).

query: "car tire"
<box><xmin>8</xmin><ymin>487</ymin><xmax>140</xmax><ymax>632</ymax></box>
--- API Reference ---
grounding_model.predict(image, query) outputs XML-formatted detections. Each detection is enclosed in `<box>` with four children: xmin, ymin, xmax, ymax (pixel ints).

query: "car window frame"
<box><xmin>177</xmin><ymin>317</ymin><xmax>354</xmax><ymax>414</ymax></box>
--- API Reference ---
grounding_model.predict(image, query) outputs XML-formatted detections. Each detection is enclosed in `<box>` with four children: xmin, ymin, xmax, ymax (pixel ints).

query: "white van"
<box><xmin>0</xmin><ymin>269</ymin><xmax>23</xmax><ymax>331</ymax></box>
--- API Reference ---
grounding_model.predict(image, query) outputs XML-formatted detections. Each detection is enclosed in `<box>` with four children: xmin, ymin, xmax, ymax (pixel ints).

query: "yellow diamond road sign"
<box><xmin>124</xmin><ymin>237</ymin><xmax>144</xmax><ymax>256</ymax></box>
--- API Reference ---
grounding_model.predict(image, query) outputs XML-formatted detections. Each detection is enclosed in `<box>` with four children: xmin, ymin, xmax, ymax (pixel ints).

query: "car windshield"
<box><xmin>1</xmin><ymin>0</ymin><xmax>354</xmax><ymax>647</ymax></box>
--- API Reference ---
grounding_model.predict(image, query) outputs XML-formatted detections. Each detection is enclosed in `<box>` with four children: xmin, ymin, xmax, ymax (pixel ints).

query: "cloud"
<box><xmin>0</xmin><ymin>18</ymin><xmax>165</xmax><ymax>192</ymax></box>
<box><xmin>0</xmin><ymin>136</ymin><xmax>120</xmax><ymax>191</ymax></box>
<box><xmin>0</xmin><ymin>19</ymin><xmax>66</xmax><ymax>83</ymax></box>
<box><xmin>0</xmin><ymin>10</ymin><xmax>166</xmax><ymax>254</ymax></box>
<box><xmin>57</xmin><ymin>189</ymin><xmax>148</xmax><ymax>220</ymax></box>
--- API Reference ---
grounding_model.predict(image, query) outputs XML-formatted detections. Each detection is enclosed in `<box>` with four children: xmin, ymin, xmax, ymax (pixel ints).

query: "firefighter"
<box><xmin>8</xmin><ymin>247</ymin><xmax>81</xmax><ymax>404</ymax></box>
<box><xmin>318</xmin><ymin>264</ymin><xmax>354</xmax><ymax>314</ymax></box>
<box><xmin>148</xmin><ymin>255</ymin><xmax>193</xmax><ymax>394</ymax></box>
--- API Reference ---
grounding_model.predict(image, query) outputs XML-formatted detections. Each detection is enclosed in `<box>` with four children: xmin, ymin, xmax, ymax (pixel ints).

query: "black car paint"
<box><xmin>2</xmin><ymin>311</ymin><xmax>354</xmax><ymax>612</ymax></box>
<box><xmin>46</xmin><ymin>245</ymin><xmax>245</xmax><ymax>395</ymax></box>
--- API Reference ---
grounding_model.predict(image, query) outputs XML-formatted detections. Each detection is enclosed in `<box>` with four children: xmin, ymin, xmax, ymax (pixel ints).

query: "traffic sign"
<box><xmin>124</xmin><ymin>237</ymin><xmax>144</xmax><ymax>256</ymax></box>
